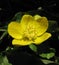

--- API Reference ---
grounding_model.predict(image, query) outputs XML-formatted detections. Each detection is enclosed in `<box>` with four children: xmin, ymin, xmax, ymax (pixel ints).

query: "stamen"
<box><xmin>24</xmin><ymin>25</ymin><xmax>37</xmax><ymax>40</ymax></box>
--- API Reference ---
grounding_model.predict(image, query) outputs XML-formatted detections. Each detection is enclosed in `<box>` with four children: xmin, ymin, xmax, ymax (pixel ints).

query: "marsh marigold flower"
<box><xmin>8</xmin><ymin>14</ymin><xmax>51</xmax><ymax>46</ymax></box>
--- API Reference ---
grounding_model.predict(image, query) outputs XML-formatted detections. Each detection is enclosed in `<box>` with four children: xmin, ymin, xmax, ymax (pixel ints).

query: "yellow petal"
<box><xmin>12</xmin><ymin>39</ymin><xmax>32</xmax><ymax>46</ymax></box>
<box><xmin>34</xmin><ymin>32</ymin><xmax>52</xmax><ymax>45</ymax></box>
<box><xmin>20</xmin><ymin>14</ymin><xmax>48</xmax><ymax>38</ymax></box>
<box><xmin>36</xmin><ymin>17</ymin><xmax>48</xmax><ymax>36</ymax></box>
<box><xmin>20</xmin><ymin>15</ymin><xmax>33</xmax><ymax>31</ymax></box>
<box><xmin>33</xmin><ymin>15</ymin><xmax>41</xmax><ymax>20</ymax></box>
<box><xmin>8</xmin><ymin>22</ymin><xmax>22</xmax><ymax>39</ymax></box>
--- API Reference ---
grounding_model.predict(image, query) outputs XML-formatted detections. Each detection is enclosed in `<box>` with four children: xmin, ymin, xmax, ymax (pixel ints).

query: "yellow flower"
<box><xmin>8</xmin><ymin>14</ymin><xmax>51</xmax><ymax>46</ymax></box>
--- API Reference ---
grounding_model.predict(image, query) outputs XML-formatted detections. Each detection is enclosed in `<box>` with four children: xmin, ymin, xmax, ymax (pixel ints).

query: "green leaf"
<box><xmin>47</xmin><ymin>20</ymin><xmax>58</xmax><ymax>33</ymax></box>
<box><xmin>0</xmin><ymin>54</ymin><xmax>3</xmax><ymax>64</ymax></box>
<box><xmin>0</xmin><ymin>54</ymin><xmax>12</xmax><ymax>65</ymax></box>
<box><xmin>39</xmin><ymin>52</ymin><xmax>55</xmax><ymax>59</ymax></box>
<box><xmin>40</xmin><ymin>59</ymin><xmax>54</xmax><ymax>64</ymax></box>
<box><xmin>29</xmin><ymin>44</ymin><xmax>37</xmax><ymax>52</ymax></box>
<box><xmin>50</xmin><ymin>48</ymin><xmax>56</xmax><ymax>52</ymax></box>
<box><xmin>40</xmin><ymin>53</ymin><xmax>47</xmax><ymax>58</ymax></box>
<box><xmin>58</xmin><ymin>36</ymin><xmax>59</xmax><ymax>40</ymax></box>
<box><xmin>47</xmin><ymin>53</ymin><xmax>55</xmax><ymax>59</ymax></box>
<box><xmin>12</xmin><ymin>12</ymin><xmax>23</xmax><ymax>22</ymax></box>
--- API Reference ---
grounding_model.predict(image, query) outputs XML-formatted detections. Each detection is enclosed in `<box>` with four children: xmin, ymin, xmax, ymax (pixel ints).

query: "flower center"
<box><xmin>24</xmin><ymin>25</ymin><xmax>37</xmax><ymax>40</ymax></box>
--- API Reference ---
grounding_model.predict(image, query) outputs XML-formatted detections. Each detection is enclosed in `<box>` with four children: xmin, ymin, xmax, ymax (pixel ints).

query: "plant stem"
<box><xmin>0</xmin><ymin>29</ymin><xmax>7</xmax><ymax>31</ymax></box>
<box><xmin>0</xmin><ymin>31</ymin><xmax>7</xmax><ymax>40</ymax></box>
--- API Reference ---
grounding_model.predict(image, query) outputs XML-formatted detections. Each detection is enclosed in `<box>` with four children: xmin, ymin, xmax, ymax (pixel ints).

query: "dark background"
<box><xmin>0</xmin><ymin>0</ymin><xmax>57</xmax><ymax>21</ymax></box>
<box><xmin>0</xmin><ymin>0</ymin><xmax>58</xmax><ymax>65</ymax></box>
